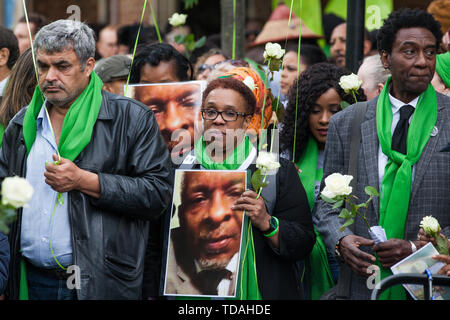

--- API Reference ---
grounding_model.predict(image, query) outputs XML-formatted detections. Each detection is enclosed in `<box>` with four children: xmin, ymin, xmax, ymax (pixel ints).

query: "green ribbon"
<box><xmin>234</xmin><ymin>214</ymin><xmax>262</xmax><ymax>300</ymax></box>
<box><xmin>296</xmin><ymin>136</ymin><xmax>334</xmax><ymax>299</ymax></box>
<box><xmin>194</xmin><ymin>135</ymin><xmax>252</xmax><ymax>170</ymax></box>
<box><xmin>23</xmin><ymin>72</ymin><xmax>103</xmax><ymax>161</ymax></box>
<box><xmin>436</xmin><ymin>52</ymin><xmax>450</xmax><ymax>88</ymax></box>
<box><xmin>291</xmin><ymin>0</ymin><xmax>303</xmax><ymax>162</ymax></box>
<box><xmin>124</xmin><ymin>0</ymin><xmax>149</xmax><ymax>96</ymax></box>
<box><xmin>0</xmin><ymin>124</ymin><xmax>4</xmax><ymax>146</ymax></box>
<box><xmin>376</xmin><ymin>76</ymin><xmax>437</xmax><ymax>300</ymax></box>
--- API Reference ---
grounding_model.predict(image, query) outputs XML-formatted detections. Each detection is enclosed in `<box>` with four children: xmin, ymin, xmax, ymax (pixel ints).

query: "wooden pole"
<box><xmin>345</xmin><ymin>0</ymin><xmax>365</xmax><ymax>73</ymax></box>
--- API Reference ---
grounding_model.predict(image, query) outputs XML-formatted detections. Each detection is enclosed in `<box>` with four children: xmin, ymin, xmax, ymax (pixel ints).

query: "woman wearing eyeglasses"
<box><xmin>175</xmin><ymin>67</ymin><xmax>315</xmax><ymax>299</ymax></box>
<box><xmin>194</xmin><ymin>49</ymin><xmax>227</xmax><ymax>80</ymax></box>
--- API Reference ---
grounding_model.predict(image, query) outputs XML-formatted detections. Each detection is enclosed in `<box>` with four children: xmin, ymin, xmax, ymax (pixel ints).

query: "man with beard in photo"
<box><xmin>165</xmin><ymin>171</ymin><xmax>245</xmax><ymax>296</ymax></box>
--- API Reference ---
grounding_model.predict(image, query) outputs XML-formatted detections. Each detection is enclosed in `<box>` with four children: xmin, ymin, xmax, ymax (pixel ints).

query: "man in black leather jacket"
<box><xmin>1</xmin><ymin>20</ymin><xmax>172</xmax><ymax>300</ymax></box>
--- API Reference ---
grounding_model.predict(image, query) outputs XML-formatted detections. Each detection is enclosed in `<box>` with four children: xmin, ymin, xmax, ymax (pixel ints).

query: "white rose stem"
<box><xmin>291</xmin><ymin>0</ymin><xmax>303</xmax><ymax>163</ymax></box>
<box><xmin>352</xmin><ymin>90</ymin><xmax>358</xmax><ymax>104</ymax></box>
<box><xmin>256</xmin><ymin>0</ymin><xmax>298</xmax><ymax>200</ymax></box>
<box><xmin>149</xmin><ymin>0</ymin><xmax>162</xmax><ymax>43</ymax></box>
<box><xmin>124</xmin><ymin>0</ymin><xmax>149</xmax><ymax>97</ymax></box>
<box><xmin>232</xmin><ymin>0</ymin><xmax>236</xmax><ymax>59</ymax></box>
<box><xmin>22</xmin><ymin>0</ymin><xmax>66</xmax><ymax>271</ymax></box>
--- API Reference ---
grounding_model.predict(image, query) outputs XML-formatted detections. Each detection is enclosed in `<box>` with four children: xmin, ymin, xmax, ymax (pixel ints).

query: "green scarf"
<box><xmin>18</xmin><ymin>72</ymin><xmax>103</xmax><ymax>300</ymax></box>
<box><xmin>193</xmin><ymin>134</ymin><xmax>261</xmax><ymax>300</ymax></box>
<box><xmin>23</xmin><ymin>72</ymin><xmax>103</xmax><ymax>160</ymax></box>
<box><xmin>436</xmin><ymin>52</ymin><xmax>450</xmax><ymax>88</ymax></box>
<box><xmin>0</xmin><ymin>124</ymin><xmax>4</xmax><ymax>146</ymax></box>
<box><xmin>296</xmin><ymin>136</ymin><xmax>335</xmax><ymax>299</ymax></box>
<box><xmin>194</xmin><ymin>135</ymin><xmax>252</xmax><ymax>170</ymax></box>
<box><xmin>376</xmin><ymin>76</ymin><xmax>437</xmax><ymax>300</ymax></box>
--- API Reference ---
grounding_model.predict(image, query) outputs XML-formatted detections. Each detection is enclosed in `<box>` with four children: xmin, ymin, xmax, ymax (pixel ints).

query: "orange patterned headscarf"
<box><xmin>224</xmin><ymin>67</ymin><xmax>273</xmax><ymax>135</ymax></box>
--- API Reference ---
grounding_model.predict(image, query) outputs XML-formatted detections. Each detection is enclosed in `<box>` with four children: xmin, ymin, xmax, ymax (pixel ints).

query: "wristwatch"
<box><xmin>335</xmin><ymin>238</ymin><xmax>344</xmax><ymax>261</ymax></box>
<box><xmin>410</xmin><ymin>241</ymin><xmax>417</xmax><ymax>253</ymax></box>
<box><xmin>262</xmin><ymin>216</ymin><xmax>279</xmax><ymax>237</ymax></box>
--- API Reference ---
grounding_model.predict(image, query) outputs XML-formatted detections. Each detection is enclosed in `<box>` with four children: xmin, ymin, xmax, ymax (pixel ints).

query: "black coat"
<box><xmin>0</xmin><ymin>232</ymin><xmax>9</xmax><ymax>294</ymax></box>
<box><xmin>252</xmin><ymin>158</ymin><xmax>315</xmax><ymax>299</ymax></box>
<box><xmin>1</xmin><ymin>90</ymin><xmax>173</xmax><ymax>299</ymax></box>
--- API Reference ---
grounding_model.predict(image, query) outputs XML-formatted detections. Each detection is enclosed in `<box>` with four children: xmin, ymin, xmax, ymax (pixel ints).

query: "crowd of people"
<box><xmin>0</xmin><ymin>2</ymin><xmax>449</xmax><ymax>301</ymax></box>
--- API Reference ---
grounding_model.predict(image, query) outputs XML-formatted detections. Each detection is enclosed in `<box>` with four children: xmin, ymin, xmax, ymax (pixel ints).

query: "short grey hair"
<box><xmin>34</xmin><ymin>19</ymin><xmax>95</xmax><ymax>68</ymax></box>
<box><xmin>359</xmin><ymin>54</ymin><xmax>391</xmax><ymax>90</ymax></box>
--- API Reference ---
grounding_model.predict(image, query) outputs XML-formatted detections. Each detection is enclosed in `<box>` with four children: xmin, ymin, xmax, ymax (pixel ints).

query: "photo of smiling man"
<box><xmin>164</xmin><ymin>170</ymin><xmax>246</xmax><ymax>297</ymax></box>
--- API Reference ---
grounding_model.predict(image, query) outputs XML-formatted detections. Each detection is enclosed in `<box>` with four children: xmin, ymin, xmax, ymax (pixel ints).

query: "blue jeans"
<box><xmin>26</xmin><ymin>262</ymin><xmax>76</xmax><ymax>300</ymax></box>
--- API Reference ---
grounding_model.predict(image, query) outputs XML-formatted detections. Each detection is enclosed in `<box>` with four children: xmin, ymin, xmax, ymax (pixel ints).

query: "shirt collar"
<box><xmin>36</xmin><ymin>100</ymin><xmax>48</xmax><ymax>128</ymax></box>
<box><xmin>388</xmin><ymin>84</ymin><xmax>420</xmax><ymax>114</ymax></box>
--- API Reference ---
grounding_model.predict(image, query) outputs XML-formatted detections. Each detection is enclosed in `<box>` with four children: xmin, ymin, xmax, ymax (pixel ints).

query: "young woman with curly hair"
<box><xmin>280</xmin><ymin>62</ymin><xmax>366</xmax><ymax>300</ymax></box>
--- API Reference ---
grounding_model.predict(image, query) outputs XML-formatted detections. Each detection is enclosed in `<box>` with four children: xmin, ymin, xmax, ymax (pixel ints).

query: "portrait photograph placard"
<box><xmin>163</xmin><ymin>169</ymin><xmax>247</xmax><ymax>298</ymax></box>
<box><xmin>126</xmin><ymin>81</ymin><xmax>206</xmax><ymax>161</ymax></box>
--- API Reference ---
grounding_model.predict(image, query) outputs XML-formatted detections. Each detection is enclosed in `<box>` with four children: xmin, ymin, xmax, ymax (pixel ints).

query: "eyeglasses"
<box><xmin>197</xmin><ymin>64</ymin><xmax>215</xmax><ymax>74</ymax></box>
<box><xmin>197</xmin><ymin>59</ymin><xmax>250</xmax><ymax>74</ymax></box>
<box><xmin>201</xmin><ymin>108</ymin><xmax>252</xmax><ymax>122</ymax></box>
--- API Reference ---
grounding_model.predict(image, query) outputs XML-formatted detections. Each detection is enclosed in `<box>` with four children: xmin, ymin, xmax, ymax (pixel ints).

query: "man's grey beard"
<box><xmin>198</xmin><ymin>256</ymin><xmax>230</xmax><ymax>271</ymax></box>
<box><xmin>45</xmin><ymin>96</ymin><xmax>76</xmax><ymax>108</ymax></box>
<box><xmin>43</xmin><ymin>85</ymin><xmax>84</xmax><ymax>108</ymax></box>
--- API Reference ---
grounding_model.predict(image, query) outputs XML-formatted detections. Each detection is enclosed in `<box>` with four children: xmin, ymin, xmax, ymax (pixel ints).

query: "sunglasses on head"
<box><xmin>197</xmin><ymin>59</ymin><xmax>249</xmax><ymax>74</ymax></box>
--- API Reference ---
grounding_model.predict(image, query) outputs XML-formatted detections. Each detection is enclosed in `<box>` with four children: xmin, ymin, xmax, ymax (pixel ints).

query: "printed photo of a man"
<box><xmin>164</xmin><ymin>170</ymin><xmax>246</xmax><ymax>297</ymax></box>
<box><xmin>127</xmin><ymin>81</ymin><xmax>205</xmax><ymax>161</ymax></box>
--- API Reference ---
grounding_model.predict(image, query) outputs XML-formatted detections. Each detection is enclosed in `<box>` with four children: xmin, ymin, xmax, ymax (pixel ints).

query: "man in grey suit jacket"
<box><xmin>313</xmin><ymin>8</ymin><xmax>450</xmax><ymax>300</ymax></box>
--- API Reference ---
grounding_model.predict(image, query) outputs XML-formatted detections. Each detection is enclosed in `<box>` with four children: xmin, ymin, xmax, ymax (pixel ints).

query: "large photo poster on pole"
<box><xmin>126</xmin><ymin>81</ymin><xmax>206</xmax><ymax>161</ymax></box>
<box><xmin>163</xmin><ymin>169</ymin><xmax>247</xmax><ymax>298</ymax></box>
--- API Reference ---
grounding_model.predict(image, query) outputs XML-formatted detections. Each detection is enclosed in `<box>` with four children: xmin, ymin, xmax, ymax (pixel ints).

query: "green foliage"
<box><xmin>251</xmin><ymin>169</ymin><xmax>269</xmax><ymax>192</ymax></box>
<box><xmin>340</xmin><ymin>101</ymin><xmax>350</xmax><ymax>109</ymax></box>
<box><xmin>324</xmin><ymin>186</ymin><xmax>379</xmax><ymax>232</ymax></box>
<box><xmin>183</xmin><ymin>0</ymin><xmax>199</xmax><ymax>10</ymax></box>
<box><xmin>436</xmin><ymin>234</ymin><xmax>449</xmax><ymax>255</ymax></box>
<box><xmin>0</xmin><ymin>206</ymin><xmax>17</xmax><ymax>234</ymax></box>
<box><xmin>175</xmin><ymin>33</ymin><xmax>206</xmax><ymax>59</ymax></box>
<box><xmin>365</xmin><ymin>186</ymin><xmax>379</xmax><ymax>197</ymax></box>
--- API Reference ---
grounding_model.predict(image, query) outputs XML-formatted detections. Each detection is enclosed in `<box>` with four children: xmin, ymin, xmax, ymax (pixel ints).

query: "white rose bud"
<box><xmin>1</xmin><ymin>176</ymin><xmax>34</xmax><ymax>209</ymax></box>
<box><xmin>263</xmin><ymin>42</ymin><xmax>285</xmax><ymax>60</ymax></box>
<box><xmin>256</xmin><ymin>151</ymin><xmax>280</xmax><ymax>175</ymax></box>
<box><xmin>168</xmin><ymin>13</ymin><xmax>187</xmax><ymax>27</ymax></box>
<box><xmin>321</xmin><ymin>173</ymin><xmax>353</xmax><ymax>199</ymax></box>
<box><xmin>339</xmin><ymin>73</ymin><xmax>363</xmax><ymax>94</ymax></box>
<box><xmin>242</xmin><ymin>76</ymin><xmax>256</xmax><ymax>92</ymax></box>
<box><xmin>420</xmin><ymin>215</ymin><xmax>440</xmax><ymax>235</ymax></box>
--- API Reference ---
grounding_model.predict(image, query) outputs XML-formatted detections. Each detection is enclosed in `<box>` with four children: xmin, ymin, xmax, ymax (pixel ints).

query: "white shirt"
<box><xmin>217</xmin><ymin>253</ymin><xmax>238</xmax><ymax>296</ymax></box>
<box><xmin>377</xmin><ymin>94</ymin><xmax>419</xmax><ymax>187</ymax></box>
<box><xmin>0</xmin><ymin>77</ymin><xmax>8</xmax><ymax>96</ymax></box>
<box><xmin>193</xmin><ymin>253</ymin><xmax>238</xmax><ymax>297</ymax></box>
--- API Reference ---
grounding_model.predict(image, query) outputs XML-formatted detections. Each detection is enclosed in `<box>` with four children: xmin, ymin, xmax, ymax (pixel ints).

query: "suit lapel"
<box><xmin>360</xmin><ymin>99</ymin><xmax>380</xmax><ymax>221</ymax></box>
<box><xmin>410</xmin><ymin>96</ymin><xmax>447</xmax><ymax>201</ymax></box>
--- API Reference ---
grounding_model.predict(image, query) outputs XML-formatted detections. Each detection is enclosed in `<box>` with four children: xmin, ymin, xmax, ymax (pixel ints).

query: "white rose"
<box><xmin>1</xmin><ymin>176</ymin><xmax>34</xmax><ymax>209</ymax></box>
<box><xmin>256</xmin><ymin>151</ymin><xmax>280</xmax><ymax>175</ymax></box>
<box><xmin>339</xmin><ymin>73</ymin><xmax>363</xmax><ymax>93</ymax></box>
<box><xmin>321</xmin><ymin>173</ymin><xmax>353</xmax><ymax>199</ymax></box>
<box><xmin>168</xmin><ymin>13</ymin><xmax>187</xmax><ymax>27</ymax></box>
<box><xmin>263</xmin><ymin>42</ymin><xmax>285</xmax><ymax>60</ymax></box>
<box><xmin>242</xmin><ymin>76</ymin><xmax>256</xmax><ymax>92</ymax></box>
<box><xmin>420</xmin><ymin>215</ymin><xmax>440</xmax><ymax>235</ymax></box>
